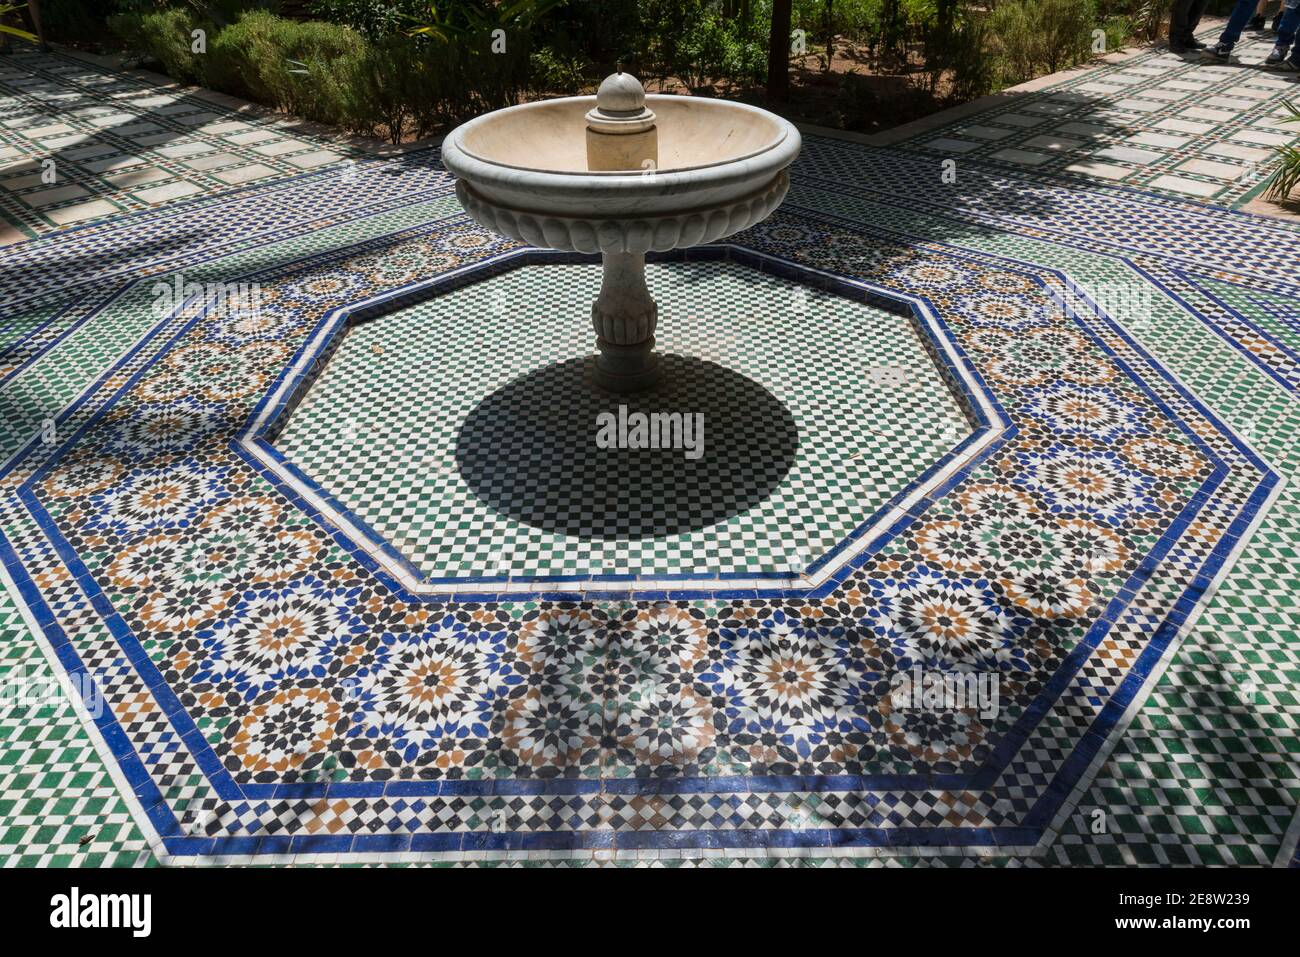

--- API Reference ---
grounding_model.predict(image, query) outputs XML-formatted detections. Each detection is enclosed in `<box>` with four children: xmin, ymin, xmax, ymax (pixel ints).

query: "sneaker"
<box><xmin>1186</xmin><ymin>37</ymin><xmax>1208</xmax><ymax>50</ymax></box>
<box><xmin>1250</xmin><ymin>14</ymin><xmax>1265</xmax><ymax>30</ymax></box>
<box><xmin>1266</xmin><ymin>45</ymin><xmax>1286</xmax><ymax>65</ymax></box>
<box><xmin>1206</xmin><ymin>41</ymin><xmax>1233</xmax><ymax>61</ymax></box>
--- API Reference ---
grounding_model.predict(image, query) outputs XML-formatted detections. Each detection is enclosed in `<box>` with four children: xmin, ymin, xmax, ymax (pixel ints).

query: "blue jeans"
<box><xmin>1219</xmin><ymin>0</ymin><xmax>1270</xmax><ymax>48</ymax></box>
<box><xmin>1277</xmin><ymin>0</ymin><xmax>1300</xmax><ymax>59</ymax></box>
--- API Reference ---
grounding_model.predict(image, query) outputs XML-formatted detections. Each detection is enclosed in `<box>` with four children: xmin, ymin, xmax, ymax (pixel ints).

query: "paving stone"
<box><xmin>990</xmin><ymin>147</ymin><xmax>1051</xmax><ymax>165</ymax></box>
<box><xmin>1147</xmin><ymin>173</ymin><xmax>1222</xmax><ymax>197</ymax></box>
<box><xmin>131</xmin><ymin>180</ymin><xmax>201</xmax><ymax>203</ymax></box>
<box><xmin>1094</xmin><ymin>144</ymin><xmax>1163</xmax><ymax>165</ymax></box>
<box><xmin>19</xmin><ymin>183</ymin><xmax>88</xmax><ymax>206</ymax></box>
<box><xmin>46</xmin><ymin>199</ymin><xmax>117</xmax><ymax>224</ymax></box>
<box><xmin>1175</xmin><ymin>158</ymin><xmax>1248</xmax><ymax>181</ymax></box>
<box><xmin>213</xmin><ymin>163</ymin><xmax>279</xmax><ymax>184</ymax></box>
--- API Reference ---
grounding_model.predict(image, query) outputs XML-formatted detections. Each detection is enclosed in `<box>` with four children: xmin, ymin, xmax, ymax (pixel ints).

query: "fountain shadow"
<box><xmin>453</xmin><ymin>355</ymin><xmax>798</xmax><ymax>540</ymax></box>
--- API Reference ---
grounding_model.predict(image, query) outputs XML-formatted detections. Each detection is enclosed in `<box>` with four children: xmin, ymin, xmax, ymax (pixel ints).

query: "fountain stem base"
<box><xmin>591</xmin><ymin>251</ymin><xmax>662</xmax><ymax>392</ymax></box>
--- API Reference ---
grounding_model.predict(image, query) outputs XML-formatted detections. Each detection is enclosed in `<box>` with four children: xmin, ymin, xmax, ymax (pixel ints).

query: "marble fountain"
<box><xmin>441</xmin><ymin>71</ymin><xmax>802</xmax><ymax>392</ymax></box>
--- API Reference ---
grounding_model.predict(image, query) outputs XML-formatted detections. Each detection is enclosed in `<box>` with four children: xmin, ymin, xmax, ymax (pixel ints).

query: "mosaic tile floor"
<box><xmin>0</xmin><ymin>37</ymin><xmax>1297</xmax><ymax>866</ymax></box>
<box><xmin>0</xmin><ymin>47</ymin><xmax>361</xmax><ymax>240</ymax></box>
<box><xmin>895</xmin><ymin>29</ymin><xmax>1297</xmax><ymax>205</ymax></box>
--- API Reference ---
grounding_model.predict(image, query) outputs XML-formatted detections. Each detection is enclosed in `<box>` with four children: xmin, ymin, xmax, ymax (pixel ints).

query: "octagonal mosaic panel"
<box><xmin>262</xmin><ymin>254</ymin><xmax>997</xmax><ymax>593</ymax></box>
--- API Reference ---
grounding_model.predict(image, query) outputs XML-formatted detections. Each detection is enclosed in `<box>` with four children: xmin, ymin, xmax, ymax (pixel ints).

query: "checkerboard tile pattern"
<box><xmin>897</xmin><ymin>32</ymin><xmax>1299</xmax><ymax>205</ymax></box>
<box><xmin>0</xmin><ymin>47</ymin><xmax>361</xmax><ymax>238</ymax></box>
<box><xmin>0</xmin><ymin>584</ymin><xmax>150</xmax><ymax>867</ymax></box>
<box><xmin>273</xmin><ymin>261</ymin><xmax>974</xmax><ymax>582</ymax></box>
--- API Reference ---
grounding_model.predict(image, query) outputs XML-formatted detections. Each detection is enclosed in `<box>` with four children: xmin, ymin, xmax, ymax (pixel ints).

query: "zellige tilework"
<box><xmin>0</xmin><ymin>40</ymin><xmax>1297</xmax><ymax>867</ymax></box>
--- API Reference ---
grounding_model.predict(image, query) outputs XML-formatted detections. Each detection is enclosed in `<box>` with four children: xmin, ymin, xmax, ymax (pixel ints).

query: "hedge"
<box><xmin>109</xmin><ymin>9</ymin><xmax>531</xmax><ymax>142</ymax></box>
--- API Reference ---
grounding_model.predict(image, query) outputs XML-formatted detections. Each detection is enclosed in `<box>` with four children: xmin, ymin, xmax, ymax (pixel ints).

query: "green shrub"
<box><xmin>307</xmin><ymin>0</ymin><xmax>425</xmax><ymax>42</ymax></box>
<box><xmin>674</xmin><ymin>9</ymin><xmax>733</xmax><ymax>90</ymax></box>
<box><xmin>989</xmin><ymin>1</ymin><xmax>1039</xmax><ymax>86</ymax></box>
<box><xmin>1099</xmin><ymin>15</ymin><xmax>1131</xmax><ymax>54</ymax></box>
<box><xmin>832</xmin><ymin>68</ymin><xmax>881</xmax><ymax>131</ymax></box>
<box><xmin>205</xmin><ymin>11</ymin><xmax>365</xmax><ymax>125</ymax></box>
<box><xmin>196</xmin><ymin>10</ymin><xmax>534</xmax><ymax>140</ymax></box>
<box><xmin>1037</xmin><ymin>0</ymin><xmax>1098</xmax><ymax>73</ymax></box>
<box><xmin>947</xmin><ymin>15</ymin><xmax>996</xmax><ymax>103</ymax></box>
<box><xmin>529</xmin><ymin>44</ymin><xmax>590</xmax><ymax>95</ymax></box>
<box><xmin>110</xmin><ymin>7</ymin><xmax>211</xmax><ymax>84</ymax></box>
<box><xmin>990</xmin><ymin>0</ymin><xmax>1098</xmax><ymax>88</ymax></box>
<box><xmin>636</xmin><ymin>0</ymin><xmax>762</xmax><ymax>90</ymax></box>
<box><xmin>342</xmin><ymin>35</ymin><xmax>427</xmax><ymax>141</ymax></box>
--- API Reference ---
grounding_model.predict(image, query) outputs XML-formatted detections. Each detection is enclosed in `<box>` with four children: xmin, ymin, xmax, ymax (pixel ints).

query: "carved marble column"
<box><xmin>591</xmin><ymin>251</ymin><xmax>662</xmax><ymax>392</ymax></box>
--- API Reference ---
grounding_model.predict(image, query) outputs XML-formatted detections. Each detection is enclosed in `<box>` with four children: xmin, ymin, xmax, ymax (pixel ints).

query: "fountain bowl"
<box><xmin>441</xmin><ymin>87</ymin><xmax>801</xmax><ymax>391</ymax></box>
<box><xmin>442</xmin><ymin>95</ymin><xmax>799</xmax><ymax>254</ymax></box>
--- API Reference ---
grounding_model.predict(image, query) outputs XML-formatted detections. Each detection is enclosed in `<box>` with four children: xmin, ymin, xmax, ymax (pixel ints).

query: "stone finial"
<box><xmin>586</xmin><ymin>70</ymin><xmax>659</xmax><ymax>172</ymax></box>
<box><xmin>595</xmin><ymin>70</ymin><xmax>646</xmax><ymax>115</ymax></box>
<box><xmin>587</xmin><ymin>71</ymin><xmax>656</xmax><ymax>134</ymax></box>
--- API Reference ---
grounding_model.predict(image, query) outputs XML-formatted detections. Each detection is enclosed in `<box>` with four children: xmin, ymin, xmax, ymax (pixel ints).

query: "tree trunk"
<box><xmin>825</xmin><ymin>0</ymin><xmax>834</xmax><ymax>72</ymax></box>
<box><xmin>768</xmin><ymin>0</ymin><xmax>792</xmax><ymax>102</ymax></box>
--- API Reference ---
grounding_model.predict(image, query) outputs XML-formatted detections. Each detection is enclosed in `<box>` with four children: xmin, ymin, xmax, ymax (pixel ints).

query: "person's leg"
<box><xmin>1279</xmin><ymin>0</ymin><xmax>1300</xmax><ymax>48</ymax></box>
<box><xmin>1267</xmin><ymin>0</ymin><xmax>1300</xmax><ymax>61</ymax></box>
<box><xmin>1170</xmin><ymin>0</ymin><xmax>1204</xmax><ymax>49</ymax></box>
<box><xmin>1170</xmin><ymin>0</ymin><xmax>1190</xmax><ymax>47</ymax></box>
<box><xmin>1183</xmin><ymin>0</ymin><xmax>1211</xmax><ymax>47</ymax></box>
<box><xmin>1277</xmin><ymin>0</ymin><xmax>1300</xmax><ymax>65</ymax></box>
<box><xmin>1216</xmin><ymin>0</ymin><xmax>1265</xmax><ymax>51</ymax></box>
<box><xmin>1252</xmin><ymin>0</ymin><xmax>1267</xmax><ymax>29</ymax></box>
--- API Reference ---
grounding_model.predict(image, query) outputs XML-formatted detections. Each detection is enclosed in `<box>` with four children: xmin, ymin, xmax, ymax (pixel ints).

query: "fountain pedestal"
<box><xmin>591</xmin><ymin>251</ymin><xmax>661</xmax><ymax>392</ymax></box>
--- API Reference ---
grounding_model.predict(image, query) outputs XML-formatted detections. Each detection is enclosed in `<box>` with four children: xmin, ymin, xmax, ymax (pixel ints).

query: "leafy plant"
<box><xmin>1264</xmin><ymin>101</ymin><xmax>1300</xmax><ymax>202</ymax></box>
<box><xmin>1036</xmin><ymin>0</ymin><xmax>1097</xmax><ymax>73</ymax></box>
<box><xmin>308</xmin><ymin>0</ymin><xmax>424</xmax><ymax>42</ymax></box>
<box><xmin>832</xmin><ymin>67</ymin><xmax>879</xmax><ymax>129</ymax></box>
<box><xmin>946</xmin><ymin>13</ymin><xmax>996</xmax><ymax>103</ymax></box>
<box><xmin>109</xmin><ymin>7</ymin><xmax>210</xmax><ymax>83</ymax></box>
<box><xmin>529</xmin><ymin>44</ymin><xmax>589</xmax><ymax>95</ymax></box>
<box><xmin>990</xmin><ymin>0</ymin><xmax>1098</xmax><ymax>88</ymax></box>
<box><xmin>1131</xmin><ymin>0</ymin><xmax>1169</xmax><ymax>42</ymax></box>
<box><xmin>1</xmin><ymin>2</ymin><xmax>40</xmax><ymax>43</ymax></box>
<box><xmin>203</xmin><ymin>10</ymin><xmax>365</xmax><ymax>122</ymax></box>
<box><xmin>1100</xmin><ymin>15</ymin><xmax>1132</xmax><ymax>55</ymax></box>
<box><xmin>405</xmin><ymin>0</ymin><xmax>563</xmax><ymax>43</ymax></box>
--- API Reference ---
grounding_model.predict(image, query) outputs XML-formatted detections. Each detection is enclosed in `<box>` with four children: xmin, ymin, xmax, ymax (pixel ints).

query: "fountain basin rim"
<box><xmin>442</xmin><ymin>98</ymin><xmax>800</xmax><ymax>222</ymax></box>
<box><xmin>445</xmin><ymin>94</ymin><xmax>797</xmax><ymax>178</ymax></box>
